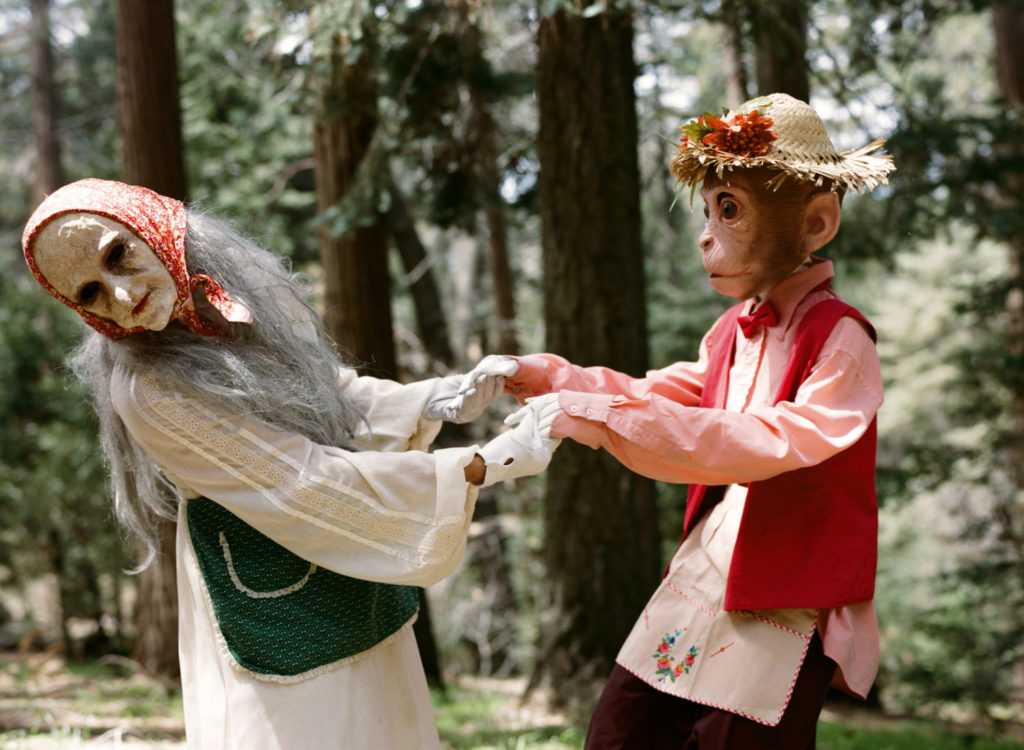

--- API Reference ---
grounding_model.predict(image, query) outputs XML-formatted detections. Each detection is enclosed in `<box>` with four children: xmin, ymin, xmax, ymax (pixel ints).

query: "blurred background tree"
<box><xmin>0</xmin><ymin>0</ymin><xmax>1021</xmax><ymax>731</ymax></box>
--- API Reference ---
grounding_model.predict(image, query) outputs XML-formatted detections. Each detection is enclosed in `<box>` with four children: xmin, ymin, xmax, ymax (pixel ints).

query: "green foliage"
<box><xmin>176</xmin><ymin>0</ymin><xmax>321</xmax><ymax>262</ymax></box>
<box><xmin>867</xmin><ymin>233</ymin><xmax>1024</xmax><ymax>720</ymax></box>
<box><xmin>0</xmin><ymin>256</ymin><xmax>131</xmax><ymax>647</ymax></box>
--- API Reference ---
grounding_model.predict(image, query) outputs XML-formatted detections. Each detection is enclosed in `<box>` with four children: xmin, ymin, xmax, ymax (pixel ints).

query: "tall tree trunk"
<box><xmin>314</xmin><ymin>36</ymin><xmax>395</xmax><ymax>377</ymax></box>
<box><xmin>992</xmin><ymin>0</ymin><xmax>1024</xmax><ymax>569</ymax></box>
<box><xmin>115</xmin><ymin>0</ymin><xmax>187</xmax><ymax>200</ymax></box>
<box><xmin>114</xmin><ymin>0</ymin><xmax>186</xmax><ymax>680</ymax></box>
<box><xmin>28</xmin><ymin>0</ymin><xmax>63</xmax><ymax>201</ymax></box>
<box><xmin>476</xmin><ymin>115</ymin><xmax>518</xmax><ymax>356</ymax></box>
<box><xmin>47</xmin><ymin>530</ymin><xmax>72</xmax><ymax>655</ymax></box>
<box><xmin>460</xmin><ymin>11</ymin><xmax>519</xmax><ymax>356</ymax></box>
<box><xmin>313</xmin><ymin>32</ymin><xmax>444</xmax><ymax>687</ymax></box>
<box><xmin>532</xmin><ymin>4</ymin><xmax>660</xmax><ymax>711</ymax></box>
<box><xmin>751</xmin><ymin>0</ymin><xmax>809</xmax><ymax>101</ymax></box>
<box><xmin>132</xmin><ymin>522</ymin><xmax>179</xmax><ymax>675</ymax></box>
<box><xmin>721</xmin><ymin>0</ymin><xmax>749</xmax><ymax>107</ymax></box>
<box><xmin>385</xmin><ymin>170</ymin><xmax>455</xmax><ymax>369</ymax></box>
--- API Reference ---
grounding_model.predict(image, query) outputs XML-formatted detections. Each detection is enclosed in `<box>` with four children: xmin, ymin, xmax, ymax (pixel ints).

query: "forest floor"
<box><xmin>1</xmin><ymin>650</ymin><xmax>1023</xmax><ymax>749</ymax></box>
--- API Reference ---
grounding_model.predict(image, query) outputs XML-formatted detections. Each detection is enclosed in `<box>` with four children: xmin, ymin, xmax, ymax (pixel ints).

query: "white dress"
<box><xmin>111</xmin><ymin>366</ymin><xmax>481</xmax><ymax>749</ymax></box>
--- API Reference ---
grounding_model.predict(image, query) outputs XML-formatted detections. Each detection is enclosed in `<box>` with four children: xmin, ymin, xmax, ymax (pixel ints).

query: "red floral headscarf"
<box><xmin>22</xmin><ymin>178</ymin><xmax>251</xmax><ymax>339</ymax></box>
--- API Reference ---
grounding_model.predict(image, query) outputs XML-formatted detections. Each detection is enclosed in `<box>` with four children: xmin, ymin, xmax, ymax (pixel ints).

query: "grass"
<box><xmin>1</xmin><ymin>653</ymin><xmax>1022</xmax><ymax>749</ymax></box>
<box><xmin>433</xmin><ymin>678</ymin><xmax>584</xmax><ymax>750</ymax></box>
<box><xmin>817</xmin><ymin>720</ymin><xmax>1024</xmax><ymax>750</ymax></box>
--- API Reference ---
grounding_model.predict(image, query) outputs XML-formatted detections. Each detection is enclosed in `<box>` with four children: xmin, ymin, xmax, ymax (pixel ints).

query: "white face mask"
<box><xmin>32</xmin><ymin>212</ymin><xmax>178</xmax><ymax>332</ymax></box>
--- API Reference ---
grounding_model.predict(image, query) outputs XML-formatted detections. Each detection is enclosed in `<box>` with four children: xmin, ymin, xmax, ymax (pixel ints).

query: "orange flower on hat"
<box><xmin>701</xmin><ymin>110</ymin><xmax>777</xmax><ymax>156</ymax></box>
<box><xmin>679</xmin><ymin>108</ymin><xmax>777</xmax><ymax>158</ymax></box>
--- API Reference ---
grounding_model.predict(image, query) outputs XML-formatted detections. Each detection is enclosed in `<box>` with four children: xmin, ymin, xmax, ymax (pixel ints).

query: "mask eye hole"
<box><xmin>106</xmin><ymin>242</ymin><xmax>126</xmax><ymax>268</ymax></box>
<box><xmin>79</xmin><ymin>281</ymin><xmax>100</xmax><ymax>305</ymax></box>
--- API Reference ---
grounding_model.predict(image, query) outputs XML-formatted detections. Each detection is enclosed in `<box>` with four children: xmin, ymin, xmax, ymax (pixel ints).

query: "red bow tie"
<box><xmin>738</xmin><ymin>302</ymin><xmax>779</xmax><ymax>338</ymax></box>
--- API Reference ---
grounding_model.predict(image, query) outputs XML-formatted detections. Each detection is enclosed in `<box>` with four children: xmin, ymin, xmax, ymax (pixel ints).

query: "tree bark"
<box><xmin>314</xmin><ymin>36</ymin><xmax>395</xmax><ymax>377</ymax></box>
<box><xmin>132</xmin><ymin>521</ymin><xmax>180</xmax><ymax>677</ymax></box>
<box><xmin>114</xmin><ymin>0</ymin><xmax>186</xmax><ymax>679</ymax></box>
<box><xmin>115</xmin><ymin>0</ymin><xmax>187</xmax><ymax>200</ymax></box>
<box><xmin>313</xmin><ymin>32</ymin><xmax>444</xmax><ymax>686</ymax></box>
<box><xmin>461</xmin><ymin>12</ymin><xmax>519</xmax><ymax>356</ymax></box>
<box><xmin>751</xmin><ymin>0</ymin><xmax>809</xmax><ymax>102</ymax></box>
<box><xmin>992</xmin><ymin>0</ymin><xmax>1024</xmax><ymax>564</ymax></box>
<box><xmin>28</xmin><ymin>0</ymin><xmax>64</xmax><ymax>201</ymax></box>
<box><xmin>721</xmin><ymin>0</ymin><xmax>749</xmax><ymax>108</ymax></box>
<box><xmin>532</xmin><ymin>4</ymin><xmax>660</xmax><ymax>710</ymax></box>
<box><xmin>385</xmin><ymin>170</ymin><xmax>455</xmax><ymax>369</ymax></box>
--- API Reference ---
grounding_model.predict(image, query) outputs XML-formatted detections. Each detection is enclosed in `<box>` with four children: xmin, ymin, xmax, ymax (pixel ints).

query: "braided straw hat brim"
<box><xmin>670</xmin><ymin>93</ymin><xmax>896</xmax><ymax>194</ymax></box>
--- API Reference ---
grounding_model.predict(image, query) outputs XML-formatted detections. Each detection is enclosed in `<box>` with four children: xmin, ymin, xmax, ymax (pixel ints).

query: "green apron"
<box><xmin>187</xmin><ymin>498</ymin><xmax>419</xmax><ymax>679</ymax></box>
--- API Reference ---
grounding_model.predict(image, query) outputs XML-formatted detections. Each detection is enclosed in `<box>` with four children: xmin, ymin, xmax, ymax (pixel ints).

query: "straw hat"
<box><xmin>669</xmin><ymin>92</ymin><xmax>895</xmax><ymax>194</ymax></box>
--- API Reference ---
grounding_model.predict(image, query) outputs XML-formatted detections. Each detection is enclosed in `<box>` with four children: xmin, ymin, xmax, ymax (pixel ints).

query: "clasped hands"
<box><xmin>423</xmin><ymin>355</ymin><xmax>563</xmax><ymax>487</ymax></box>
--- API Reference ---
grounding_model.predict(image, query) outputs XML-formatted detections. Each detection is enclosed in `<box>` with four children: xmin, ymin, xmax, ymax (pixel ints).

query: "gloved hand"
<box><xmin>422</xmin><ymin>374</ymin><xmax>498</xmax><ymax>423</ymax></box>
<box><xmin>478</xmin><ymin>393</ymin><xmax>563</xmax><ymax>486</ymax></box>
<box><xmin>436</xmin><ymin>355</ymin><xmax>520</xmax><ymax>423</ymax></box>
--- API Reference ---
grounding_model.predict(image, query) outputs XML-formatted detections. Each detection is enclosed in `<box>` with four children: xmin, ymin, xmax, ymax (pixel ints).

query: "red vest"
<box><xmin>682</xmin><ymin>298</ymin><xmax>879</xmax><ymax>611</ymax></box>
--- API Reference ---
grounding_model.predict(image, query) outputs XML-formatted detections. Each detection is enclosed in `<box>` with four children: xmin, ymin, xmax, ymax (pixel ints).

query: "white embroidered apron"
<box><xmin>615</xmin><ymin>485</ymin><xmax>817</xmax><ymax>726</ymax></box>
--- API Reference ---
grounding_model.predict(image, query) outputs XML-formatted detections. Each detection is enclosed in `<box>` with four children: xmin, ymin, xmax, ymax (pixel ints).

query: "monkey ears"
<box><xmin>670</xmin><ymin>93</ymin><xmax>896</xmax><ymax>198</ymax></box>
<box><xmin>802</xmin><ymin>191</ymin><xmax>842</xmax><ymax>255</ymax></box>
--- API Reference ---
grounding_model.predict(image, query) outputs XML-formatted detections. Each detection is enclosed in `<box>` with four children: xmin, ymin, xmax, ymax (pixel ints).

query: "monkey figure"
<box><xmin>456</xmin><ymin>92</ymin><xmax>896</xmax><ymax>750</ymax></box>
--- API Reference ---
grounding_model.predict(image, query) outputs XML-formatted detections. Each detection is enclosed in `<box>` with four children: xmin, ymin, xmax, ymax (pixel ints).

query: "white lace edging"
<box><xmin>218</xmin><ymin>531</ymin><xmax>316</xmax><ymax>599</ymax></box>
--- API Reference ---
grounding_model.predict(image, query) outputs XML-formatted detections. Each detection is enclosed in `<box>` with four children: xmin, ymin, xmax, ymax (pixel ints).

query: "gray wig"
<box><xmin>70</xmin><ymin>212</ymin><xmax>366</xmax><ymax>569</ymax></box>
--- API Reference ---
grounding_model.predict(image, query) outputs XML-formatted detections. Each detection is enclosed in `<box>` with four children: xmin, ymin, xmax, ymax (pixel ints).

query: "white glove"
<box><xmin>478</xmin><ymin>393</ymin><xmax>563</xmax><ymax>487</ymax></box>
<box><xmin>441</xmin><ymin>355</ymin><xmax>520</xmax><ymax>422</ymax></box>
<box><xmin>422</xmin><ymin>374</ymin><xmax>494</xmax><ymax>423</ymax></box>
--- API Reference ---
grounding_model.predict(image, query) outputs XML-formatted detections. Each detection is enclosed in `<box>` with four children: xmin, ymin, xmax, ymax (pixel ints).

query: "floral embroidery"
<box><xmin>652</xmin><ymin>631</ymin><xmax>700</xmax><ymax>682</ymax></box>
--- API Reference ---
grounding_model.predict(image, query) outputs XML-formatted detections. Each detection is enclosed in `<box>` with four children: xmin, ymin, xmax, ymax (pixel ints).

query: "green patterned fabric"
<box><xmin>187</xmin><ymin>498</ymin><xmax>419</xmax><ymax>678</ymax></box>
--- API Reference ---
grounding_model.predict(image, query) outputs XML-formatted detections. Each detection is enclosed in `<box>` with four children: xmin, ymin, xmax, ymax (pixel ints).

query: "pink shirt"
<box><xmin>507</xmin><ymin>257</ymin><xmax>881</xmax><ymax>698</ymax></box>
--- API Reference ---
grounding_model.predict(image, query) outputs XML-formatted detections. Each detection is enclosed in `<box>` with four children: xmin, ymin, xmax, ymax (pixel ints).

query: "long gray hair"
<box><xmin>70</xmin><ymin>211</ymin><xmax>365</xmax><ymax>569</ymax></box>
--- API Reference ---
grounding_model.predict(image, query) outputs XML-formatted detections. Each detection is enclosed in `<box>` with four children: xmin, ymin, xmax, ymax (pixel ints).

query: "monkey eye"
<box><xmin>721</xmin><ymin>200</ymin><xmax>740</xmax><ymax>221</ymax></box>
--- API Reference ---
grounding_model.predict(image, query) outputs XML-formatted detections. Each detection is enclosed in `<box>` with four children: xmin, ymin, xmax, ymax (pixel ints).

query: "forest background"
<box><xmin>0</xmin><ymin>0</ymin><xmax>1023</xmax><ymax>745</ymax></box>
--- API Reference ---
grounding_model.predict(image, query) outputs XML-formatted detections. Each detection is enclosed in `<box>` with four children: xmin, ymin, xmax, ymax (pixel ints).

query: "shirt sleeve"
<box><xmin>551</xmin><ymin>317</ymin><xmax>883</xmax><ymax>486</ymax></box>
<box><xmin>111</xmin><ymin>368</ymin><xmax>480</xmax><ymax>588</ymax></box>
<box><xmin>337</xmin><ymin>368</ymin><xmax>444</xmax><ymax>453</ymax></box>
<box><xmin>507</xmin><ymin>335</ymin><xmax>710</xmax><ymax>406</ymax></box>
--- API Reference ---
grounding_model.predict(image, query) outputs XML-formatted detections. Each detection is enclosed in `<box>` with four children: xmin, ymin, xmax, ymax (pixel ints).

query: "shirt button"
<box><xmin>569</xmin><ymin>405</ymin><xmax>580</xmax><ymax>414</ymax></box>
<box><xmin>585</xmin><ymin>408</ymin><xmax>594</xmax><ymax>416</ymax></box>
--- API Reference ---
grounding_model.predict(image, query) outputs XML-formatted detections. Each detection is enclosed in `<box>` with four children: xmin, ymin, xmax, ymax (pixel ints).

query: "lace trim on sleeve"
<box><xmin>131</xmin><ymin>374</ymin><xmax>464</xmax><ymax>566</ymax></box>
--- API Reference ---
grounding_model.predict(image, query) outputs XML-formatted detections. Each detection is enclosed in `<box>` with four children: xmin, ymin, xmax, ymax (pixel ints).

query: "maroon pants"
<box><xmin>584</xmin><ymin>635</ymin><xmax>836</xmax><ymax>750</ymax></box>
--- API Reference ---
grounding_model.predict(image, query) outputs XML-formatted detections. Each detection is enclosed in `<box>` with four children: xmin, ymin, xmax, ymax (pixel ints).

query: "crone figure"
<box><xmin>456</xmin><ymin>93</ymin><xmax>895</xmax><ymax>750</ymax></box>
<box><xmin>22</xmin><ymin>178</ymin><xmax>559</xmax><ymax>750</ymax></box>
